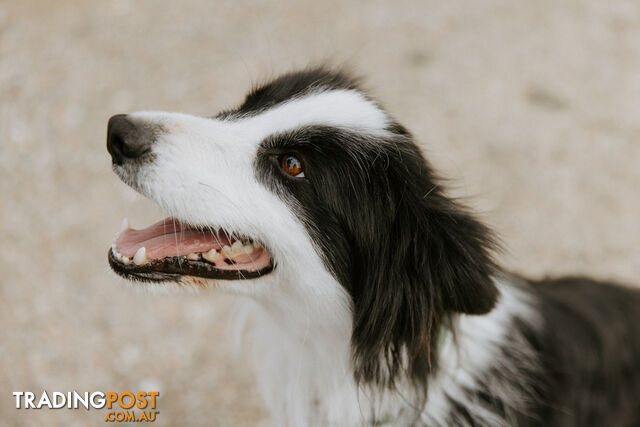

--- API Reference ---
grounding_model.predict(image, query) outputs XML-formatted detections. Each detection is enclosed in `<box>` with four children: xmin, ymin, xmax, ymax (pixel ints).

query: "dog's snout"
<box><xmin>107</xmin><ymin>114</ymin><xmax>156</xmax><ymax>165</ymax></box>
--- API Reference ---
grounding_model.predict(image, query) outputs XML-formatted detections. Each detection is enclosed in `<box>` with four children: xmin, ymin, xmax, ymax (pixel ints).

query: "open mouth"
<box><xmin>108</xmin><ymin>217</ymin><xmax>274</xmax><ymax>282</ymax></box>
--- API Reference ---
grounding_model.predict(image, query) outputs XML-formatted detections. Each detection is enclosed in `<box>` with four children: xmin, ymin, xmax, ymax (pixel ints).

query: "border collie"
<box><xmin>106</xmin><ymin>68</ymin><xmax>640</xmax><ymax>426</ymax></box>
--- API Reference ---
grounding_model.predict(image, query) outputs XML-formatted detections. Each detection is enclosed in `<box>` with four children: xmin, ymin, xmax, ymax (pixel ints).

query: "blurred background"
<box><xmin>1</xmin><ymin>0</ymin><xmax>639</xmax><ymax>425</ymax></box>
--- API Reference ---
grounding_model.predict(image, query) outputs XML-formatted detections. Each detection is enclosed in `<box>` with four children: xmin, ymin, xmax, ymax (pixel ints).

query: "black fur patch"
<box><xmin>525</xmin><ymin>277</ymin><xmax>640</xmax><ymax>426</ymax></box>
<box><xmin>445</xmin><ymin>276</ymin><xmax>640</xmax><ymax>427</ymax></box>
<box><xmin>217</xmin><ymin>67</ymin><xmax>361</xmax><ymax>119</ymax></box>
<box><xmin>254</xmin><ymin>120</ymin><xmax>499</xmax><ymax>399</ymax></box>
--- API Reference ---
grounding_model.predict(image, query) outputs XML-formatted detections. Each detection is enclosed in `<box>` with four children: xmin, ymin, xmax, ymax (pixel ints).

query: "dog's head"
<box><xmin>107</xmin><ymin>67</ymin><xmax>498</xmax><ymax>391</ymax></box>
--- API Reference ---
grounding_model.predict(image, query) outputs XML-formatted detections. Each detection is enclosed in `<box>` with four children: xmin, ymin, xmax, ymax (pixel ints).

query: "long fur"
<box><xmin>109</xmin><ymin>67</ymin><xmax>640</xmax><ymax>426</ymax></box>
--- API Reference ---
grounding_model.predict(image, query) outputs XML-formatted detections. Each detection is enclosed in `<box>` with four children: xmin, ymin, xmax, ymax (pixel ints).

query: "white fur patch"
<box><xmin>227</xmin><ymin>89</ymin><xmax>390</xmax><ymax>135</ymax></box>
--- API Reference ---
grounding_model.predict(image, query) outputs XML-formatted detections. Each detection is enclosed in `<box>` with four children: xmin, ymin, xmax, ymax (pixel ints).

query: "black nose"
<box><xmin>106</xmin><ymin>114</ymin><xmax>155</xmax><ymax>165</ymax></box>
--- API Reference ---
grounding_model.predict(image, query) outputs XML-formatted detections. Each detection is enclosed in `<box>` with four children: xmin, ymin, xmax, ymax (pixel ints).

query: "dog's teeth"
<box><xmin>203</xmin><ymin>248</ymin><xmax>221</xmax><ymax>263</ymax></box>
<box><xmin>254</xmin><ymin>241</ymin><xmax>263</xmax><ymax>248</ymax></box>
<box><xmin>121</xmin><ymin>217</ymin><xmax>130</xmax><ymax>232</ymax></box>
<box><xmin>242</xmin><ymin>243</ymin><xmax>254</xmax><ymax>254</ymax></box>
<box><xmin>221</xmin><ymin>245</ymin><xmax>232</xmax><ymax>256</ymax></box>
<box><xmin>111</xmin><ymin>243</ymin><xmax>116</xmax><ymax>252</ymax></box>
<box><xmin>122</xmin><ymin>256</ymin><xmax>131</xmax><ymax>265</ymax></box>
<box><xmin>214</xmin><ymin>225</ymin><xmax>220</xmax><ymax>234</ymax></box>
<box><xmin>115</xmin><ymin>251</ymin><xmax>123</xmax><ymax>261</ymax></box>
<box><xmin>133</xmin><ymin>247</ymin><xmax>147</xmax><ymax>265</ymax></box>
<box><xmin>230</xmin><ymin>241</ymin><xmax>243</xmax><ymax>256</ymax></box>
<box><xmin>186</xmin><ymin>252</ymin><xmax>200</xmax><ymax>261</ymax></box>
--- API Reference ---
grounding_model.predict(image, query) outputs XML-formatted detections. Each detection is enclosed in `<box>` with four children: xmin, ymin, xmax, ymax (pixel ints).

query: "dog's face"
<box><xmin>107</xmin><ymin>68</ymin><xmax>498</xmax><ymax>389</ymax></box>
<box><xmin>107</xmin><ymin>71</ymin><xmax>385</xmax><ymax>298</ymax></box>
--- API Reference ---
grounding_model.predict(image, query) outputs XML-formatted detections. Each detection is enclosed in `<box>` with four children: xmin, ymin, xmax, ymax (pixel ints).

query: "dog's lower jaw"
<box><xmin>235</xmin><ymin>275</ymin><xmax>539</xmax><ymax>426</ymax></box>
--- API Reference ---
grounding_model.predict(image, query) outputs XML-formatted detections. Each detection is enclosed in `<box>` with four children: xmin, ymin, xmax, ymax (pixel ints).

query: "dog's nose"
<box><xmin>107</xmin><ymin>114</ymin><xmax>155</xmax><ymax>165</ymax></box>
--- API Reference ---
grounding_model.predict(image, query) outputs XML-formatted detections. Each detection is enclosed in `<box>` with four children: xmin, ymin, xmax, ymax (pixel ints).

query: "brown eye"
<box><xmin>280</xmin><ymin>154</ymin><xmax>305</xmax><ymax>178</ymax></box>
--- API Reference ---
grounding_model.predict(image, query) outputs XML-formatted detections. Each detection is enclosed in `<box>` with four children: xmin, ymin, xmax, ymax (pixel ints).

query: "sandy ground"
<box><xmin>1</xmin><ymin>0</ymin><xmax>639</xmax><ymax>425</ymax></box>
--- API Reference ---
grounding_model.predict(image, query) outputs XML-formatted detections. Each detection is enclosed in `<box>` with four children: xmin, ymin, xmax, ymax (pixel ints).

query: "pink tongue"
<box><xmin>116</xmin><ymin>218</ymin><xmax>230</xmax><ymax>259</ymax></box>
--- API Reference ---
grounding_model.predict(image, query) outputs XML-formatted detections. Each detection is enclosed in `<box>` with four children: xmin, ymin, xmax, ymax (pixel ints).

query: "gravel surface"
<box><xmin>1</xmin><ymin>1</ymin><xmax>639</xmax><ymax>425</ymax></box>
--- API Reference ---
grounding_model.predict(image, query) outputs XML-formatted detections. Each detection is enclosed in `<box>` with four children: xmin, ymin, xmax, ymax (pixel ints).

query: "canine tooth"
<box><xmin>203</xmin><ymin>248</ymin><xmax>221</xmax><ymax>262</ymax></box>
<box><xmin>133</xmin><ymin>247</ymin><xmax>147</xmax><ymax>265</ymax></box>
<box><xmin>115</xmin><ymin>251</ymin><xmax>123</xmax><ymax>261</ymax></box>
<box><xmin>120</xmin><ymin>217</ymin><xmax>129</xmax><ymax>232</ymax></box>
<box><xmin>111</xmin><ymin>243</ymin><xmax>116</xmax><ymax>252</ymax></box>
<box><xmin>221</xmin><ymin>245</ymin><xmax>232</xmax><ymax>256</ymax></box>
<box><xmin>242</xmin><ymin>243</ymin><xmax>254</xmax><ymax>254</ymax></box>
<box><xmin>186</xmin><ymin>253</ymin><xmax>200</xmax><ymax>261</ymax></box>
<box><xmin>122</xmin><ymin>256</ymin><xmax>131</xmax><ymax>265</ymax></box>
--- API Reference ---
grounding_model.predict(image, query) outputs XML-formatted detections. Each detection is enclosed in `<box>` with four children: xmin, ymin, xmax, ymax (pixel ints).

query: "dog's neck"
<box><xmin>234</xmin><ymin>276</ymin><xmax>539</xmax><ymax>426</ymax></box>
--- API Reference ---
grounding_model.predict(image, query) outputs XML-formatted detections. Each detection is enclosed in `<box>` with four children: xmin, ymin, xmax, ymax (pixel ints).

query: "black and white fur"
<box><xmin>109</xmin><ymin>68</ymin><xmax>640</xmax><ymax>426</ymax></box>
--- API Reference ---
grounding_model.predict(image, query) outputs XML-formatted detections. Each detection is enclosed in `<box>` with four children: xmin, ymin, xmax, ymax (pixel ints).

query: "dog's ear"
<box><xmin>420</xmin><ymin>202</ymin><xmax>499</xmax><ymax>315</ymax></box>
<box><xmin>344</xmin><ymin>136</ymin><xmax>498</xmax><ymax>389</ymax></box>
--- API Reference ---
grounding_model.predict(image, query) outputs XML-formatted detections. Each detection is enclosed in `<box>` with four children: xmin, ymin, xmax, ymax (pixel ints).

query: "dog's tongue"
<box><xmin>116</xmin><ymin>217</ymin><xmax>230</xmax><ymax>259</ymax></box>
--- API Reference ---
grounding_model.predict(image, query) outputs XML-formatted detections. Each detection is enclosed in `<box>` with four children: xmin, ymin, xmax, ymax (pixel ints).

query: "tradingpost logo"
<box><xmin>12</xmin><ymin>391</ymin><xmax>160</xmax><ymax>422</ymax></box>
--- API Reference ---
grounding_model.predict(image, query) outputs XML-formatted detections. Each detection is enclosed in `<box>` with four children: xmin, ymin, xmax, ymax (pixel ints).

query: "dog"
<box><xmin>106</xmin><ymin>67</ymin><xmax>640</xmax><ymax>426</ymax></box>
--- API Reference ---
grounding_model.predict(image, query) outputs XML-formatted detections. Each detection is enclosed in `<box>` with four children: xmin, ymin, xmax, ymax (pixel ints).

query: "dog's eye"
<box><xmin>280</xmin><ymin>154</ymin><xmax>305</xmax><ymax>178</ymax></box>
